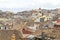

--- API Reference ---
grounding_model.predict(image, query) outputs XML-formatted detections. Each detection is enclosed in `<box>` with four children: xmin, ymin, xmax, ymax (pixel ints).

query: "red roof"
<box><xmin>54</xmin><ymin>25</ymin><xmax>60</xmax><ymax>29</ymax></box>
<box><xmin>22</xmin><ymin>28</ymin><xmax>32</xmax><ymax>34</ymax></box>
<box><xmin>56</xmin><ymin>19</ymin><xmax>60</xmax><ymax>23</ymax></box>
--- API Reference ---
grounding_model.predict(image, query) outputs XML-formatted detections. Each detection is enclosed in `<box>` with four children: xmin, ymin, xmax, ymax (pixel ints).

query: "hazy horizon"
<box><xmin>0</xmin><ymin>0</ymin><xmax>60</xmax><ymax>12</ymax></box>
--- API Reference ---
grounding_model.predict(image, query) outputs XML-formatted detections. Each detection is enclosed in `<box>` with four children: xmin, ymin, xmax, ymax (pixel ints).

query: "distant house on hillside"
<box><xmin>0</xmin><ymin>23</ymin><xmax>10</xmax><ymax>30</ymax></box>
<box><xmin>54</xmin><ymin>18</ymin><xmax>60</xmax><ymax>28</ymax></box>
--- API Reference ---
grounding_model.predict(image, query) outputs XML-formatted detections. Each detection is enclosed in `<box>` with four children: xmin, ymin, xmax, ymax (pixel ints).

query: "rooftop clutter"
<box><xmin>0</xmin><ymin>8</ymin><xmax>60</xmax><ymax>40</ymax></box>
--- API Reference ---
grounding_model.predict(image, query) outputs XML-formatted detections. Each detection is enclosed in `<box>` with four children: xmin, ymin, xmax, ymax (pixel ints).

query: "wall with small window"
<box><xmin>0</xmin><ymin>27</ymin><xmax>9</xmax><ymax>30</ymax></box>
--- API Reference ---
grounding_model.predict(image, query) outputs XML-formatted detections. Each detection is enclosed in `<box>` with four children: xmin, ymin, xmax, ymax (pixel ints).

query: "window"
<box><xmin>0</xmin><ymin>27</ymin><xmax>8</xmax><ymax>30</ymax></box>
<box><xmin>5</xmin><ymin>27</ymin><xmax>6</xmax><ymax>29</ymax></box>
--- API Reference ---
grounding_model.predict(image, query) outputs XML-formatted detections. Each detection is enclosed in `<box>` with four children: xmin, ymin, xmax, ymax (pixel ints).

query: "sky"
<box><xmin>0</xmin><ymin>0</ymin><xmax>60</xmax><ymax>12</ymax></box>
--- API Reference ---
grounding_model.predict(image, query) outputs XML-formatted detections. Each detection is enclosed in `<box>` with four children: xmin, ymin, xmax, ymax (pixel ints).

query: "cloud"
<box><xmin>0</xmin><ymin>0</ymin><xmax>60</xmax><ymax>12</ymax></box>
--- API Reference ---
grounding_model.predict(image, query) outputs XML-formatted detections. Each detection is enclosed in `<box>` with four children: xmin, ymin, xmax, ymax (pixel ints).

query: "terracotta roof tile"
<box><xmin>22</xmin><ymin>28</ymin><xmax>32</xmax><ymax>34</ymax></box>
<box><xmin>56</xmin><ymin>19</ymin><xmax>60</xmax><ymax>23</ymax></box>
